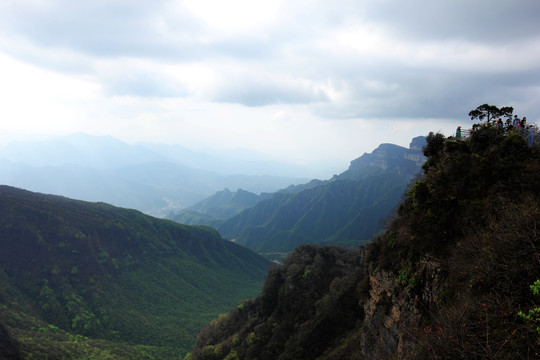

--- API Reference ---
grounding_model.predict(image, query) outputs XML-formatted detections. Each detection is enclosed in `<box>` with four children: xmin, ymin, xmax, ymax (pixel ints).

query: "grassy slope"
<box><xmin>0</xmin><ymin>185</ymin><xmax>271</xmax><ymax>359</ymax></box>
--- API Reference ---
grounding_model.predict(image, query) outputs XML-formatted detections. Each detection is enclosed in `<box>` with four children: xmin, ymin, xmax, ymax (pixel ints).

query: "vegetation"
<box><xmin>3</xmin><ymin>108</ymin><xmax>539</xmax><ymax>359</ymax></box>
<box><xmin>364</xmin><ymin>121</ymin><xmax>540</xmax><ymax>358</ymax></box>
<box><xmin>518</xmin><ymin>280</ymin><xmax>540</xmax><ymax>336</ymax></box>
<box><xmin>217</xmin><ymin>142</ymin><xmax>424</xmax><ymax>256</ymax></box>
<box><xmin>468</xmin><ymin>103</ymin><xmax>514</xmax><ymax>124</ymax></box>
<box><xmin>0</xmin><ymin>186</ymin><xmax>271</xmax><ymax>359</ymax></box>
<box><xmin>168</xmin><ymin>189</ymin><xmax>271</xmax><ymax>228</ymax></box>
<box><xmin>188</xmin><ymin>245</ymin><xmax>367</xmax><ymax>360</ymax></box>
<box><xmin>189</xmin><ymin>119</ymin><xmax>540</xmax><ymax>359</ymax></box>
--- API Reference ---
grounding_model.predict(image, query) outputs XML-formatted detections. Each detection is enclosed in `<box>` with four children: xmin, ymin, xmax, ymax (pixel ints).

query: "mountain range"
<box><xmin>0</xmin><ymin>133</ymin><xmax>428</xmax><ymax>358</ymax></box>
<box><xmin>2</xmin><ymin>124</ymin><xmax>538</xmax><ymax>359</ymax></box>
<box><xmin>187</xmin><ymin>126</ymin><xmax>540</xmax><ymax>359</ymax></box>
<box><xmin>0</xmin><ymin>185</ymin><xmax>271</xmax><ymax>359</ymax></box>
<box><xmin>0</xmin><ymin>133</ymin><xmax>307</xmax><ymax>217</ymax></box>
<box><xmin>169</xmin><ymin>137</ymin><xmax>426</xmax><ymax>259</ymax></box>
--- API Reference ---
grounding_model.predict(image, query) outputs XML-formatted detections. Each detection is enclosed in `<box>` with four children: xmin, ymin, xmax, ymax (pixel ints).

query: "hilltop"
<box><xmin>188</xmin><ymin>124</ymin><xmax>540</xmax><ymax>359</ymax></box>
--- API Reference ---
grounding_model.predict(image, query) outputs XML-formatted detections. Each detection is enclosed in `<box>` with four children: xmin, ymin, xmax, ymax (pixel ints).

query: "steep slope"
<box><xmin>219</xmin><ymin>175</ymin><xmax>407</xmax><ymax>253</ymax></box>
<box><xmin>189</xmin><ymin>245</ymin><xmax>367</xmax><ymax>360</ymax></box>
<box><xmin>336</xmin><ymin>137</ymin><xmax>426</xmax><ymax>181</ymax></box>
<box><xmin>0</xmin><ymin>186</ymin><xmax>271</xmax><ymax>359</ymax></box>
<box><xmin>188</xmin><ymin>125</ymin><xmax>540</xmax><ymax>359</ymax></box>
<box><xmin>217</xmin><ymin>138</ymin><xmax>425</xmax><ymax>255</ymax></box>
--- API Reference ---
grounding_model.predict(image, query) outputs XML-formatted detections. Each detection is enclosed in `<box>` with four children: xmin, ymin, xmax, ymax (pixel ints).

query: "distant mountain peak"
<box><xmin>409</xmin><ymin>135</ymin><xmax>427</xmax><ymax>150</ymax></box>
<box><xmin>336</xmin><ymin>137</ymin><xmax>426</xmax><ymax>182</ymax></box>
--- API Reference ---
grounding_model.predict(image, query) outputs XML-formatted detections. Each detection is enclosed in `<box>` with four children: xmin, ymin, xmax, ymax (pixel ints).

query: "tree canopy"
<box><xmin>468</xmin><ymin>103</ymin><xmax>514</xmax><ymax>123</ymax></box>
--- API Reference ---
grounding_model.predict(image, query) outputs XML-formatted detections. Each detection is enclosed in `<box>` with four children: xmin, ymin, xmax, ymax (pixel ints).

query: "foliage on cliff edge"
<box><xmin>369</xmin><ymin>123</ymin><xmax>540</xmax><ymax>358</ymax></box>
<box><xmin>190</xmin><ymin>123</ymin><xmax>540</xmax><ymax>359</ymax></box>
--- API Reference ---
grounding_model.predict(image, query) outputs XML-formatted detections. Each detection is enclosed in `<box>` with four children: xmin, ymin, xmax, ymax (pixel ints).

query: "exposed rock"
<box><xmin>359</xmin><ymin>257</ymin><xmax>443</xmax><ymax>359</ymax></box>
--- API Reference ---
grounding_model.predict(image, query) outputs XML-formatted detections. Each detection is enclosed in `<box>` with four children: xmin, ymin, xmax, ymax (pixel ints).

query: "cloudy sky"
<box><xmin>1</xmin><ymin>0</ymin><xmax>539</xmax><ymax>177</ymax></box>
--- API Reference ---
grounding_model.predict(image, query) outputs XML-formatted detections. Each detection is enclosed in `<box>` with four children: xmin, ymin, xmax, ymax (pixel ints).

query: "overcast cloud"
<box><xmin>0</xmin><ymin>0</ymin><xmax>539</xmax><ymax>177</ymax></box>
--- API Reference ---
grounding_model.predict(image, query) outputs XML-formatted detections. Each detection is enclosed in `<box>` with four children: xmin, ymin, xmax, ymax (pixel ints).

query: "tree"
<box><xmin>468</xmin><ymin>104</ymin><xmax>513</xmax><ymax>123</ymax></box>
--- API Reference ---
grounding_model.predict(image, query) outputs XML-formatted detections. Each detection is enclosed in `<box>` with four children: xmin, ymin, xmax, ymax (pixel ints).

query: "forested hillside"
<box><xmin>216</xmin><ymin>139</ymin><xmax>425</xmax><ymax>257</ymax></box>
<box><xmin>0</xmin><ymin>186</ymin><xmax>270</xmax><ymax>359</ymax></box>
<box><xmin>188</xmin><ymin>124</ymin><xmax>540</xmax><ymax>359</ymax></box>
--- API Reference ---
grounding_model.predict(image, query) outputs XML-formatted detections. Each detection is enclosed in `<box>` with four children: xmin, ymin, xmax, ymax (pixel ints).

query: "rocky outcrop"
<box><xmin>360</xmin><ymin>257</ymin><xmax>443</xmax><ymax>359</ymax></box>
<box><xmin>337</xmin><ymin>138</ymin><xmax>426</xmax><ymax>182</ymax></box>
<box><xmin>188</xmin><ymin>245</ymin><xmax>445</xmax><ymax>360</ymax></box>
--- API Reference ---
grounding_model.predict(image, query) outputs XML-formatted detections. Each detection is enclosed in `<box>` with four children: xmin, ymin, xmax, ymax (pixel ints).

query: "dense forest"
<box><xmin>188</xmin><ymin>122</ymin><xmax>540</xmax><ymax>359</ymax></box>
<box><xmin>0</xmin><ymin>188</ymin><xmax>270</xmax><ymax>359</ymax></box>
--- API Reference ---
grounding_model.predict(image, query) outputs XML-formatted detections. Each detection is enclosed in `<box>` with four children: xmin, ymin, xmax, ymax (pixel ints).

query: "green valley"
<box><xmin>0</xmin><ymin>186</ymin><xmax>270</xmax><ymax>359</ymax></box>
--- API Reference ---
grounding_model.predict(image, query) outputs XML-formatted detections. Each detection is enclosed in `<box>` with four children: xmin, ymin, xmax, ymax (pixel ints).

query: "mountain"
<box><xmin>0</xmin><ymin>133</ymin><xmax>303</xmax><ymax>176</ymax></box>
<box><xmin>335</xmin><ymin>137</ymin><xmax>426</xmax><ymax>181</ymax></box>
<box><xmin>215</xmin><ymin>138</ymin><xmax>426</xmax><ymax>256</ymax></box>
<box><xmin>188</xmin><ymin>126</ymin><xmax>540</xmax><ymax>359</ymax></box>
<box><xmin>0</xmin><ymin>133</ymin><xmax>167</xmax><ymax>169</ymax></box>
<box><xmin>0</xmin><ymin>134</ymin><xmax>307</xmax><ymax>216</ymax></box>
<box><xmin>167</xmin><ymin>179</ymin><xmax>329</xmax><ymax>227</ymax></box>
<box><xmin>168</xmin><ymin>188</ymin><xmax>274</xmax><ymax>226</ymax></box>
<box><xmin>139</xmin><ymin>142</ymin><xmax>315</xmax><ymax>178</ymax></box>
<box><xmin>0</xmin><ymin>185</ymin><xmax>271</xmax><ymax>359</ymax></box>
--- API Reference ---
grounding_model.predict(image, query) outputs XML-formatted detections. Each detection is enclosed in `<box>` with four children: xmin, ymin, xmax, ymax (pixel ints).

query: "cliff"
<box><xmin>188</xmin><ymin>125</ymin><xmax>540</xmax><ymax>359</ymax></box>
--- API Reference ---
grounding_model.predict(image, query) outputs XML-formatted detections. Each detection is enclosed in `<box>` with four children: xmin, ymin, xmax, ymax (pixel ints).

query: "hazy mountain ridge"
<box><xmin>0</xmin><ymin>134</ymin><xmax>307</xmax><ymax>217</ymax></box>
<box><xmin>168</xmin><ymin>188</ymin><xmax>275</xmax><ymax>226</ymax></box>
<box><xmin>167</xmin><ymin>178</ymin><xmax>330</xmax><ymax>227</ymax></box>
<box><xmin>0</xmin><ymin>185</ymin><xmax>271</xmax><ymax>359</ymax></box>
<box><xmin>139</xmin><ymin>141</ymin><xmax>314</xmax><ymax>177</ymax></box>
<box><xmin>188</xmin><ymin>126</ymin><xmax>540</xmax><ymax>359</ymax></box>
<box><xmin>0</xmin><ymin>133</ymin><xmax>301</xmax><ymax>174</ymax></box>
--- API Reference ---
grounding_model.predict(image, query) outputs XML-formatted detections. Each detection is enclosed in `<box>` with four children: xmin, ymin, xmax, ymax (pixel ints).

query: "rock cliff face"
<box><xmin>361</xmin><ymin>258</ymin><xmax>443</xmax><ymax>359</ymax></box>
<box><xmin>337</xmin><ymin>137</ymin><xmax>426</xmax><ymax>182</ymax></box>
<box><xmin>188</xmin><ymin>244</ymin><xmax>445</xmax><ymax>360</ymax></box>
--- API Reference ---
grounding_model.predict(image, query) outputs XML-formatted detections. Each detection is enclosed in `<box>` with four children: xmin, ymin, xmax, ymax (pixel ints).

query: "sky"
<box><xmin>1</xmin><ymin>0</ymin><xmax>539</xmax><ymax>178</ymax></box>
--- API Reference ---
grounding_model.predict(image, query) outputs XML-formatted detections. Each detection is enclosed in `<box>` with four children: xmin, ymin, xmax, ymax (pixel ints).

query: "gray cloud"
<box><xmin>359</xmin><ymin>0</ymin><xmax>540</xmax><ymax>43</ymax></box>
<box><xmin>0</xmin><ymin>0</ymin><xmax>539</xmax><ymax>120</ymax></box>
<box><xmin>211</xmin><ymin>75</ymin><xmax>329</xmax><ymax>106</ymax></box>
<box><xmin>102</xmin><ymin>70</ymin><xmax>189</xmax><ymax>98</ymax></box>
